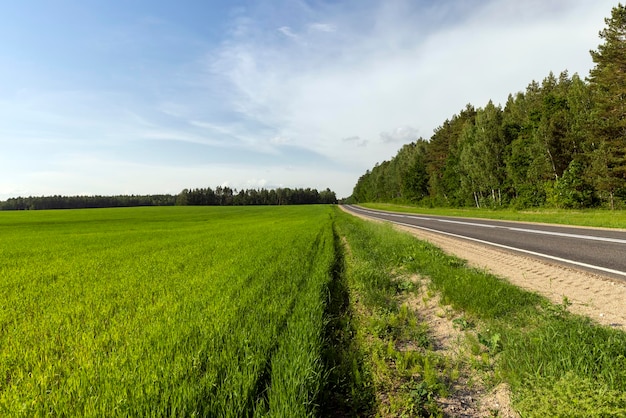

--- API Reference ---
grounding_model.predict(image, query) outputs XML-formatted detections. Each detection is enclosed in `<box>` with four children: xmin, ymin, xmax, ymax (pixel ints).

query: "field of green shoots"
<box><xmin>0</xmin><ymin>206</ymin><xmax>337</xmax><ymax>416</ymax></box>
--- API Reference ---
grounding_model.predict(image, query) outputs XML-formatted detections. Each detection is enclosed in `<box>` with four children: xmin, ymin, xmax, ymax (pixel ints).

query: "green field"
<box><xmin>0</xmin><ymin>206</ymin><xmax>337</xmax><ymax>416</ymax></box>
<box><xmin>3</xmin><ymin>205</ymin><xmax>626</xmax><ymax>417</ymax></box>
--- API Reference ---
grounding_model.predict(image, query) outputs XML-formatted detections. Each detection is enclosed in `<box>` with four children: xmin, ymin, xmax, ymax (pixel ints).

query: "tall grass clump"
<box><xmin>502</xmin><ymin>311</ymin><xmax>626</xmax><ymax>416</ymax></box>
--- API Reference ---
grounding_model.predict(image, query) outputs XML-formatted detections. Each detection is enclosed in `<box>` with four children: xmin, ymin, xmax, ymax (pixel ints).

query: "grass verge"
<box><xmin>359</xmin><ymin>202</ymin><xmax>626</xmax><ymax>229</ymax></box>
<box><xmin>333</xmin><ymin>207</ymin><xmax>626</xmax><ymax>416</ymax></box>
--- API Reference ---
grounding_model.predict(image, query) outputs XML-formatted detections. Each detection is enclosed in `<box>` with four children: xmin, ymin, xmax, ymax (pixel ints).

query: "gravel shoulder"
<box><xmin>342</xmin><ymin>206</ymin><xmax>626</xmax><ymax>330</ymax></box>
<box><xmin>393</xmin><ymin>224</ymin><xmax>626</xmax><ymax>331</ymax></box>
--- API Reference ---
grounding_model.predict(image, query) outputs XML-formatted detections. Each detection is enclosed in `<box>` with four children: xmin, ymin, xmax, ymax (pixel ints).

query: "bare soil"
<box><xmin>406</xmin><ymin>275</ymin><xmax>519</xmax><ymax>417</ymax></box>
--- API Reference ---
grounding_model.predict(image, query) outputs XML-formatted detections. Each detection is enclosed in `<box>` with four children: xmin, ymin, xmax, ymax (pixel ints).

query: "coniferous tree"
<box><xmin>425</xmin><ymin>104</ymin><xmax>476</xmax><ymax>206</ymax></box>
<box><xmin>588</xmin><ymin>3</ymin><xmax>626</xmax><ymax>209</ymax></box>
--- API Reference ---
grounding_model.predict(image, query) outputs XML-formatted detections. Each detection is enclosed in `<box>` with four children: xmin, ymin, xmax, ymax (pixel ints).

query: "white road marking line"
<box><xmin>351</xmin><ymin>206</ymin><xmax>626</xmax><ymax>245</ymax></box>
<box><xmin>389</xmin><ymin>220</ymin><xmax>626</xmax><ymax>279</ymax></box>
<box><xmin>437</xmin><ymin>219</ymin><xmax>498</xmax><ymax>228</ymax></box>
<box><xmin>505</xmin><ymin>227</ymin><xmax>626</xmax><ymax>244</ymax></box>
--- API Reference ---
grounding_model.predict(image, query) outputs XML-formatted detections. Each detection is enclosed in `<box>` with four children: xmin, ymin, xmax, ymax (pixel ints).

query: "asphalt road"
<box><xmin>343</xmin><ymin>205</ymin><xmax>626</xmax><ymax>281</ymax></box>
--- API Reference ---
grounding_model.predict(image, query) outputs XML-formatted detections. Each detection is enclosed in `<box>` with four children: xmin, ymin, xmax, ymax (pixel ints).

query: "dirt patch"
<box><xmin>406</xmin><ymin>276</ymin><xmax>519</xmax><ymax>418</ymax></box>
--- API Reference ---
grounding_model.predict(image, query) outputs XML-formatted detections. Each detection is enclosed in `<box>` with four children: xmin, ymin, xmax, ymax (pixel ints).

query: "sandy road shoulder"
<box><xmin>341</xmin><ymin>206</ymin><xmax>626</xmax><ymax>331</ymax></box>
<box><xmin>394</xmin><ymin>225</ymin><xmax>626</xmax><ymax>330</ymax></box>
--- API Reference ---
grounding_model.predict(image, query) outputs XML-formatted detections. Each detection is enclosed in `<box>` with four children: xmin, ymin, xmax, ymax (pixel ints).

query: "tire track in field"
<box><xmin>248</xmin><ymin>228</ymin><xmax>328</xmax><ymax>411</ymax></box>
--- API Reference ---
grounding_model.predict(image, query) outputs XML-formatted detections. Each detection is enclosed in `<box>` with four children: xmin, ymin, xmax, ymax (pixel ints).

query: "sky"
<box><xmin>0</xmin><ymin>0</ymin><xmax>618</xmax><ymax>200</ymax></box>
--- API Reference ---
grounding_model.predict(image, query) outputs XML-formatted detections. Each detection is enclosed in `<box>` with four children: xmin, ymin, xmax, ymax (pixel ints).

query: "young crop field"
<box><xmin>0</xmin><ymin>206</ymin><xmax>338</xmax><ymax>416</ymax></box>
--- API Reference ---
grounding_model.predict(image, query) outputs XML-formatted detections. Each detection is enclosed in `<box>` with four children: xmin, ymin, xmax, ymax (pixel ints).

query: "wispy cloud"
<box><xmin>278</xmin><ymin>26</ymin><xmax>299</xmax><ymax>39</ymax></box>
<box><xmin>204</xmin><ymin>0</ymin><xmax>613</xmax><ymax>171</ymax></box>
<box><xmin>343</xmin><ymin>136</ymin><xmax>368</xmax><ymax>147</ymax></box>
<box><xmin>380</xmin><ymin>126</ymin><xmax>421</xmax><ymax>143</ymax></box>
<box><xmin>308</xmin><ymin>23</ymin><xmax>336</xmax><ymax>33</ymax></box>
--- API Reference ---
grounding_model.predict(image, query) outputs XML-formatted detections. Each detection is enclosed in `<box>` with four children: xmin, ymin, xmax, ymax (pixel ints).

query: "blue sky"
<box><xmin>0</xmin><ymin>0</ymin><xmax>616</xmax><ymax>199</ymax></box>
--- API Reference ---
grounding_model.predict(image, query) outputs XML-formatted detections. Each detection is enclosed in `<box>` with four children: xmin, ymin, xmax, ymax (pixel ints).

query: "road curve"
<box><xmin>343</xmin><ymin>205</ymin><xmax>626</xmax><ymax>281</ymax></box>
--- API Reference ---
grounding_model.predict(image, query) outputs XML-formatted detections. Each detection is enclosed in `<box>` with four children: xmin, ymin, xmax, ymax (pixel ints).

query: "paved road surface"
<box><xmin>343</xmin><ymin>205</ymin><xmax>626</xmax><ymax>281</ymax></box>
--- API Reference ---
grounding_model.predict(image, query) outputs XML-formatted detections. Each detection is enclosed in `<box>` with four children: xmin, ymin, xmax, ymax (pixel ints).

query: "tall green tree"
<box><xmin>457</xmin><ymin>101</ymin><xmax>507</xmax><ymax>207</ymax></box>
<box><xmin>400</xmin><ymin>140</ymin><xmax>429</xmax><ymax>202</ymax></box>
<box><xmin>504</xmin><ymin>89</ymin><xmax>552</xmax><ymax>207</ymax></box>
<box><xmin>588</xmin><ymin>3</ymin><xmax>626</xmax><ymax>209</ymax></box>
<box><xmin>425</xmin><ymin>104</ymin><xmax>476</xmax><ymax>205</ymax></box>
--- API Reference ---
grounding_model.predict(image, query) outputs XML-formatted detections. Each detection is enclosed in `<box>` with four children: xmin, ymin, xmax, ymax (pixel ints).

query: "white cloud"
<box><xmin>270</xmin><ymin>135</ymin><xmax>291</xmax><ymax>145</ymax></box>
<box><xmin>343</xmin><ymin>136</ymin><xmax>368</xmax><ymax>147</ymax></box>
<box><xmin>380</xmin><ymin>126</ymin><xmax>420</xmax><ymax>143</ymax></box>
<box><xmin>245</xmin><ymin>178</ymin><xmax>268</xmax><ymax>189</ymax></box>
<box><xmin>308</xmin><ymin>23</ymin><xmax>336</xmax><ymax>33</ymax></box>
<box><xmin>206</xmin><ymin>0</ymin><xmax>614</xmax><ymax>180</ymax></box>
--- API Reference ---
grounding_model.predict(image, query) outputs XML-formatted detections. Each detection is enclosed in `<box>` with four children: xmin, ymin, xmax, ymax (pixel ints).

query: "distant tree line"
<box><xmin>0</xmin><ymin>187</ymin><xmax>337</xmax><ymax>210</ymax></box>
<box><xmin>176</xmin><ymin>186</ymin><xmax>337</xmax><ymax>206</ymax></box>
<box><xmin>0</xmin><ymin>194</ymin><xmax>177</xmax><ymax>210</ymax></box>
<box><xmin>351</xmin><ymin>4</ymin><xmax>626</xmax><ymax>210</ymax></box>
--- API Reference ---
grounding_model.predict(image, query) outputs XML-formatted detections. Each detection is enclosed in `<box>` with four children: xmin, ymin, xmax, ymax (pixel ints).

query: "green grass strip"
<box><xmin>360</xmin><ymin>202</ymin><xmax>626</xmax><ymax>229</ymax></box>
<box><xmin>334</xmin><ymin>207</ymin><xmax>626</xmax><ymax>417</ymax></box>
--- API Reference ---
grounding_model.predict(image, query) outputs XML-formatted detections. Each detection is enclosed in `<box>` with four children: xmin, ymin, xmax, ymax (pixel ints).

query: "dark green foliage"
<box><xmin>0</xmin><ymin>187</ymin><xmax>338</xmax><ymax>210</ymax></box>
<box><xmin>351</xmin><ymin>4</ymin><xmax>626</xmax><ymax>210</ymax></box>
<box><xmin>352</xmin><ymin>140</ymin><xmax>430</xmax><ymax>204</ymax></box>
<box><xmin>175</xmin><ymin>186</ymin><xmax>337</xmax><ymax>206</ymax></box>
<box><xmin>0</xmin><ymin>194</ymin><xmax>178</xmax><ymax>210</ymax></box>
<box><xmin>552</xmin><ymin>159</ymin><xmax>597</xmax><ymax>208</ymax></box>
<box><xmin>588</xmin><ymin>3</ymin><xmax>626</xmax><ymax>209</ymax></box>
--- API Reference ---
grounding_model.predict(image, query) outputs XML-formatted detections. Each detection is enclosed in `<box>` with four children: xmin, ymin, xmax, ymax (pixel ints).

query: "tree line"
<box><xmin>0</xmin><ymin>187</ymin><xmax>337</xmax><ymax>210</ymax></box>
<box><xmin>0</xmin><ymin>194</ymin><xmax>177</xmax><ymax>210</ymax></box>
<box><xmin>177</xmin><ymin>186</ymin><xmax>337</xmax><ymax>206</ymax></box>
<box><xmin>351</xmin><ymin>4</ymin><xmax>626</xmax><ymax>210</ymax></box>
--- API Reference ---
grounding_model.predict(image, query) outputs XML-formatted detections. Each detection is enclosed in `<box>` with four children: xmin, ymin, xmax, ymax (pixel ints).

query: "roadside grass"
<box><xmin>360</xmin><ymin>202</ymin><xmax>626</xmax><ymax>229</ymax></box>
<box><xmin>334</xmin><ymin>208</ymin><xmax>626</xmax><ymax>417</ymax></box>
<box><xmin>334</xmin><ymin>210</ymin><xmax>454</xmax><ymax>416</ymax></box>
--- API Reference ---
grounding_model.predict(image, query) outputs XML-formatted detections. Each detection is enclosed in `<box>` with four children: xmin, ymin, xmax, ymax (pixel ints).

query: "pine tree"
<box><xmin>588</xmin><ymin>3</ymin><xmax>626</xmax><ymax>209</ymax></box>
